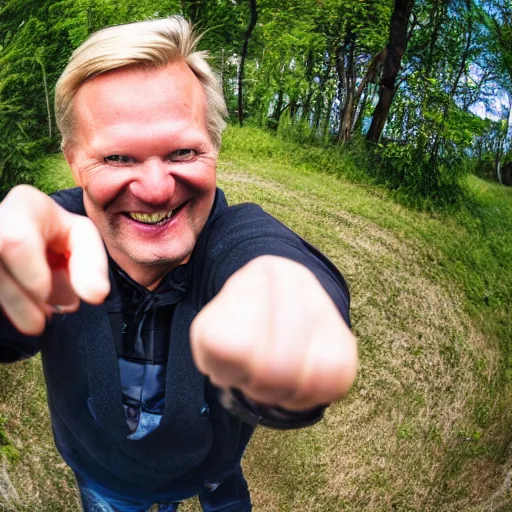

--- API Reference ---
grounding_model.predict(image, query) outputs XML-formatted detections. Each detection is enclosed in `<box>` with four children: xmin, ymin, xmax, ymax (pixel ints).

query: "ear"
<box><xmin>63</xmin><ymin>143</ymin><xmax>83</xmax><ymax>187</ymax></box>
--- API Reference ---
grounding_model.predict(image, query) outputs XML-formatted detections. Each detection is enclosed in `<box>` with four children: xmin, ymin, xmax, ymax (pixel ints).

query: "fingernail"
<box><xmin>49</xmin><ymin>304</ymin><xmax>78</xmax><ymax>314</ymax></box>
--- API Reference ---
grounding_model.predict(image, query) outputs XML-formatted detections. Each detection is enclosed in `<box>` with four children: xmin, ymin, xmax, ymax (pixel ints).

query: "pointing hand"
<box><xmin>0</xmin><ymin>185</ymin><xmax>110</xmax><ymax>335</ymax></box>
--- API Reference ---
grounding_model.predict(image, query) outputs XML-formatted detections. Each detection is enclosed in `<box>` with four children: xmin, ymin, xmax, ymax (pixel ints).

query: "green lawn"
<box><xmin>1</xmin><ymin>125</ymin><xmax>511</xmax><ymax>511</ymax></box>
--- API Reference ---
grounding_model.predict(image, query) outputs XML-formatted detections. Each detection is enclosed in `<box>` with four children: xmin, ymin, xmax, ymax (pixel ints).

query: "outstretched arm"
<box><xmin>0</xmin><ymin>185</ymin><xmax>110</xmax><ymax>362</ymax></box>
<box><xmin>191</xmin><ymin>255</ymin><xmax>357</xmax><ymax>416</ymax></box>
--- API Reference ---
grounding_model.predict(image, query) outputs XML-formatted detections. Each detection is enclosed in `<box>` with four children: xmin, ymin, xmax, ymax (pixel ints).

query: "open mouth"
<box><xmin>123</xmin><ymin>201</ymin><xmax>188</xmax><ymax>225</ymax></box>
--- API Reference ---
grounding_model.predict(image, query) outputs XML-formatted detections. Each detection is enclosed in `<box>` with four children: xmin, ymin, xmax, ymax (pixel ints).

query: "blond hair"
<box><xmin>55</xmin><ymin>16</ymin><xmax>227</xmax><ymax>150</ymax></box>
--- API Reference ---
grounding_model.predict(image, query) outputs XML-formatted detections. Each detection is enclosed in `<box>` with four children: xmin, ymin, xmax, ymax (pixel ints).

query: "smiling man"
<box><xmin>65</xmin><ymin>59</ymin><xmax>217</xmax><ymax>289</ymax></box>
<box><xmin>0</xmin><ymin>16</ymin><xmax>357</xmax><ymax>512</ymax></box>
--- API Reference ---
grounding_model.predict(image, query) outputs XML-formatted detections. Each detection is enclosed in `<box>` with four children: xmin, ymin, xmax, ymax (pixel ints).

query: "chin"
<box><xmin>124</xmin><ymin>244</ymin><xmax>192</xmax><ymax>268</ymax></box>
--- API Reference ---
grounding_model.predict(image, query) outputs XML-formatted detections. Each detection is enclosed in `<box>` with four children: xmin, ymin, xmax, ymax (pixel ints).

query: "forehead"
<box><xmin>72</xmin><ymin>61</ymin><xmax>208</xmax><ymax>145</ymax></box>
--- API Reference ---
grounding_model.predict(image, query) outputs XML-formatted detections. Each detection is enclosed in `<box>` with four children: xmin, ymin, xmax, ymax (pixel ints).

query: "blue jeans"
<box><xmin>77</xmin><ymin>466</ymin><xmax>252</xmax><ymax>512</ymax></box>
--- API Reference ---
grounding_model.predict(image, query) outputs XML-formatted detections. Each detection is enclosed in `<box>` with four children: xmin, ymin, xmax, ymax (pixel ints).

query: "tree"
<box><xmin>366</xmin><ymin>0</ymin><xmax>414</xmax><ymax>143</ymax></box>
<box><xmin>238</xmin><ymin>0</ymin><xmax>258</xmax><ymax>126</ymax></box>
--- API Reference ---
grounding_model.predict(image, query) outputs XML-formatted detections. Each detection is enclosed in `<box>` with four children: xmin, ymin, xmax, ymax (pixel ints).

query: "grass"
<box><xmin>1</xmin><ymin>125</ymin><xmax>511</xmax><ymax>511</ymax></box>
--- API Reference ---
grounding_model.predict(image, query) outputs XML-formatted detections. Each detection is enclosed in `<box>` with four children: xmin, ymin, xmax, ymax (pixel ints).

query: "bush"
<box><xmin>374</xmin><ymin>139</ymin><xmax>468</xmax><ymax>208</ymax></box>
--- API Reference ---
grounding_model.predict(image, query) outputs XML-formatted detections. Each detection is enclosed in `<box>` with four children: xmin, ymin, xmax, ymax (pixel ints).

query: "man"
<box><xmin>0</xmin><ymin>16</ymin><xmax>357</xmax><ymax>512</ymax></box>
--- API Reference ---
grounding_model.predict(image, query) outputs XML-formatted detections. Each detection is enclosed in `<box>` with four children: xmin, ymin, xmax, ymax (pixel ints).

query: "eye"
<box><xmin>104</xmin><ymin>155</ymin><xmax>136</xmax><ymax>165</ymax></box>
<box><xmin>169</xmin><ymin>149</ymin><xmax>197</xmax><ymax>162</ymax></box>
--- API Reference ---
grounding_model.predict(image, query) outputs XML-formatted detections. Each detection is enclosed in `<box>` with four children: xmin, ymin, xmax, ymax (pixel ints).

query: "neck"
<box><xmin>109</xmin><ymin>254</ymin><xmax>183</xmax><ymax>291</ymax></box>
<box><xmin>132</xmin><ymin>270</ymin><xmax>167</xmax><ymax>291</ymax></box>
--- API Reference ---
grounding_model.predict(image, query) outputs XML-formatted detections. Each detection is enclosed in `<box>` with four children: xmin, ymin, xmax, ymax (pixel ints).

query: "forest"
<box><xmin>0</xmin><ymin>0</ymin><xmax>511</xmax><ymax>204</ymax></box>
<box><xmin>1</xmin><ymin>1</ymin><xmax>512</xmax><ymax>511</ymax></box>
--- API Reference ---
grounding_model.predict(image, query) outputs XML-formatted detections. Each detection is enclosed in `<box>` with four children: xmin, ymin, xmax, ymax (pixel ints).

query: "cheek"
<box><xmin>83</xmin><ymin>169</ymin><xmax>131</xmax><ymax>208</ymax></box>
<box><xmin>185</xmin><ymin>163</ymin><xmax>216</xmax><ymax>195</ymax></box>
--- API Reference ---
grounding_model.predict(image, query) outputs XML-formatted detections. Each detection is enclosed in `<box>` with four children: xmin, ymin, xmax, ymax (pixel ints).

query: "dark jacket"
<box><xmin>0</xmin><ymin>187</ymin><xmax>350</xmax><ymax>502</ymax></box>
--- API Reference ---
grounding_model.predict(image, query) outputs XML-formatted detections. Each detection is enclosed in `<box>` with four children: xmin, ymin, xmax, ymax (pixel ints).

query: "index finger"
<box><xmin>65</xmin><ymin>215</ymin><xmax>110</xmax><ymax>304</ymax></box>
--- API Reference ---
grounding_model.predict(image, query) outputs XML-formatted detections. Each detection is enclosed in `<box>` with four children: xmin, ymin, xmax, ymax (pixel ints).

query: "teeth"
<box><xmin>127</xmin><ymin>203</ymin><xmax>186</xmax><ymax>224</ymax></box>
<box><xmin>128</xmin><ymin>211</ymin><xmax>170</xmax><ymax>224</ymax></box>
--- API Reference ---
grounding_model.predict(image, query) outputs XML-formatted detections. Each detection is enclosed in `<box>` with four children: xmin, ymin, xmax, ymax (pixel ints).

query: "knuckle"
<box><xmin>201</xmin><ymin>333</ymin><xmax>229</xmax><ymax>362</ymax></box>
<box><xmin>3</xmin><ymin>185</ymin><xmax>46</xmax><ymax>214</ymax></box>
<box><xmin>5</xmin><ymin>184</ymin><xmax>37</xmax><ymax>201</ymax></box>
<box><xmin>1</xmin><ymin>226</ymin><xmax>33</xmax><ymax>251</ymax></box>
<box><xmin>19</xmin><ymin>312</ymin><xmax>47</xmax><ymax>336</ymax></box>
<box><xmin>249</xmin><ymin>360</ymin><xmax>287</xmax><ymax>392</ymax></box>
<box><xmin>0</xmin><ymin>300</ymin><xmax>46</xmax><ymax>336</ymax></box>
<box><xmin>312</xmin><ymin>368</ymin><xmax>346</xmax><ymax>402</ymax></box>
<box><xmin>208</xmin><ymin>371</ymin><xmax>233</xmax><ymax>388</ymax></box>
<box><xmin>0</xmin><ymin>230</ymin><xmax>41</xmax><ymax>266</ymax></box>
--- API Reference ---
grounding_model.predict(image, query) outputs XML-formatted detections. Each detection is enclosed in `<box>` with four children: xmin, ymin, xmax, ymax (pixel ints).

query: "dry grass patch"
<box><xmin>0</xmin><ymin>359</ymin><xmax>79</xmax><ymax>512</ymax></box>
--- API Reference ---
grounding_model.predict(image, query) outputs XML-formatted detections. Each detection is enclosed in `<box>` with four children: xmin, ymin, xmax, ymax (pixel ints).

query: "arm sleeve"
<box><xmin>206</xmin><ymin>203</ymin><xmax>350</xmax><ymax>326</ymax></box>
<box><xmin>204</xmin><ymin>203</ymin><xmax>351</xmax><ymax>429</ymax></box>
<box><xmin>0</xmin><ymin>313</ymin><xmax>41</xmax><ymax>363</ymax></box>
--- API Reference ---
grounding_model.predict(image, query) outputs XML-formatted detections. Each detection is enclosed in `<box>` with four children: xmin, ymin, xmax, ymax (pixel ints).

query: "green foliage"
<box><xmin>241</xmin><ymin>0</ymin><xmax>392</xmax><ymax>133</ymax></box>
<box><xmin>0</xmin><ymin>1</ymin><xmax>77</xmax><ymax>194</ymax></box>
<box><xmin>221</xmin><ymin>124</ymin><xmax>371</xmax><ymax>185</ymax></box>
<box><xmin>0</xmin><ymin>102</ymin><xmax>45</xmax><ymax>199</ymax></box>
<box><xmin>0</xmin><ymin>0</ymin><xmax>195</xmax><ymax>195</ymax></box>
<box><xmin>376</xmin><ymin>97</ymin><xmax>487</xmax><ymax>207</ymax></box>
<box><xmin>0</xmin><ymin>0</ymin><xmax>253</xmax><ymax>193</ymax></box>
<box><xmin>481</xmin><ymin>0</ymin><xmax>512</xmax><ymax>89</ymax></box>
<box><xmin>372</xmin><ymin>0</ymin><xmax>500</xmax><ymax>206</ymax></box>
<box><xmin>0</xmin><ymin>0</ymin><xmax>510</xmax><ymax>206</ymax></box>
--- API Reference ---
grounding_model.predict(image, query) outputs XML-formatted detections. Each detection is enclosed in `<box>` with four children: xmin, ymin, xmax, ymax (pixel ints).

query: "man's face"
<box><xmin>65</xmin><ymin>61</ymin><xmax>217</xmax><ymax>285</ymax></box>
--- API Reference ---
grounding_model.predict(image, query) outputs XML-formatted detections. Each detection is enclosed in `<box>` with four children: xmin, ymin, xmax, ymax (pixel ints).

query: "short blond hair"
<box><xmin>55</xmin><ymin>16</ymin><xmax>227</xmax><ymax>150</ymax></box>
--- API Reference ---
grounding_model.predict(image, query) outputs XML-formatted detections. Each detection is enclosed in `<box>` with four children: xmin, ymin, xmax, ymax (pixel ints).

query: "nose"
<box><xmin>129</xmin><ymin>158</ymin><xmax>175</xmax><ymax>205</ymax></box>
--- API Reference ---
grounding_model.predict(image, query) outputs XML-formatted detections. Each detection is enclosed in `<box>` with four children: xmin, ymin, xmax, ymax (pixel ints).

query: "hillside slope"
<box><xmin>1</xmin><ymin>126</ymin><xmax>511</xmax><ymax>512</ymax></box>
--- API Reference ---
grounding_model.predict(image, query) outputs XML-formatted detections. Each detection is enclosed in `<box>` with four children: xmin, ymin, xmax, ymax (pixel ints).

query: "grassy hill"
<box><xmin>1</xmin><ymin>126</ymin><xmax>511</xmax><ymax>511</ymax></box>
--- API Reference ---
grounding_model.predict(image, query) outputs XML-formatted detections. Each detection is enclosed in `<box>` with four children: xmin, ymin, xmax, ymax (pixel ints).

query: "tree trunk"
<box><xmin>220</xmin><ymin>48</ymin><xmax>225</xmax><ymax>93</ymax></box>
<box><xmin>497</xmin><ymin>159</ymin><xmax>503</xmax><ymax>184</ymax></box>
<box><xmin>312</xmin><ymin>55</ymin><xmax>333</xmax><ymax>136</ymax></box>
<box><xmin>322</xmin><ymin>94</ymin><xmax>335</xmax><ymax>140</ymax></box>
<box><xmin>342</xmin><ymin>47</ymin><xmax>385</xmax><ymax>142</ymax></box>
<box><xmin>238</xmin><ymin>0</ymin><xmax>258</xmax><ymax>127</ymax></box>
<box><xmin>301</xmin><ymin>49</ymin><xmax>315</xmax><ymax>123</ymax></box>
<box><xmin>366</xmin><ymin>0</ymin><xmax>414</xmax><ymax>143</ymax></box>
<box><xmin>339</xmin><ymin>34</ymin><xmax>357</xmax><ymax>143</ymax></box>
<box><xmin>450</xmin><ymin>0</ymin><xmax>473</xmax><ymax>98</ymax></box>
<box><xmin>289</xmin><ymin>98</ymin><xmax>299</xmax><ymax>122</ymax></box>
<box><xmin>353</xmin><ymin>86</ymin><xmax>369</xmax><ymax>135</ymax></box>
<box><xmin>268</xmin><ymin>89</ymin><xmax>284</xmax><ymax>130</ymax></box>
<box><xmin>185</xmin><ymin>0</ymin><xmax>208</xmax><ymax>24</ymax></box>
<box><xmin>37</xmin><ymin>56</ymin><xmax>52</xmax><ymax>139</ymax></box>
<box><xmin>430</xmin><ymin>1</ymin><xmax>474</xmax><ymax>169</ymax></box>
<box><xmin>424</xmin><ymin>1</ymin><xmax>447</xmax><ymax>77</ymax></box>
<box><xmin>495</xmin><ymin>95</ymin><xmax>512</xmax><ymax>184</ymax></box>
<box><xmin>335</xmin><ymin>43</ymin><xmax>346</xmax><ymax>134</ymax></box>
